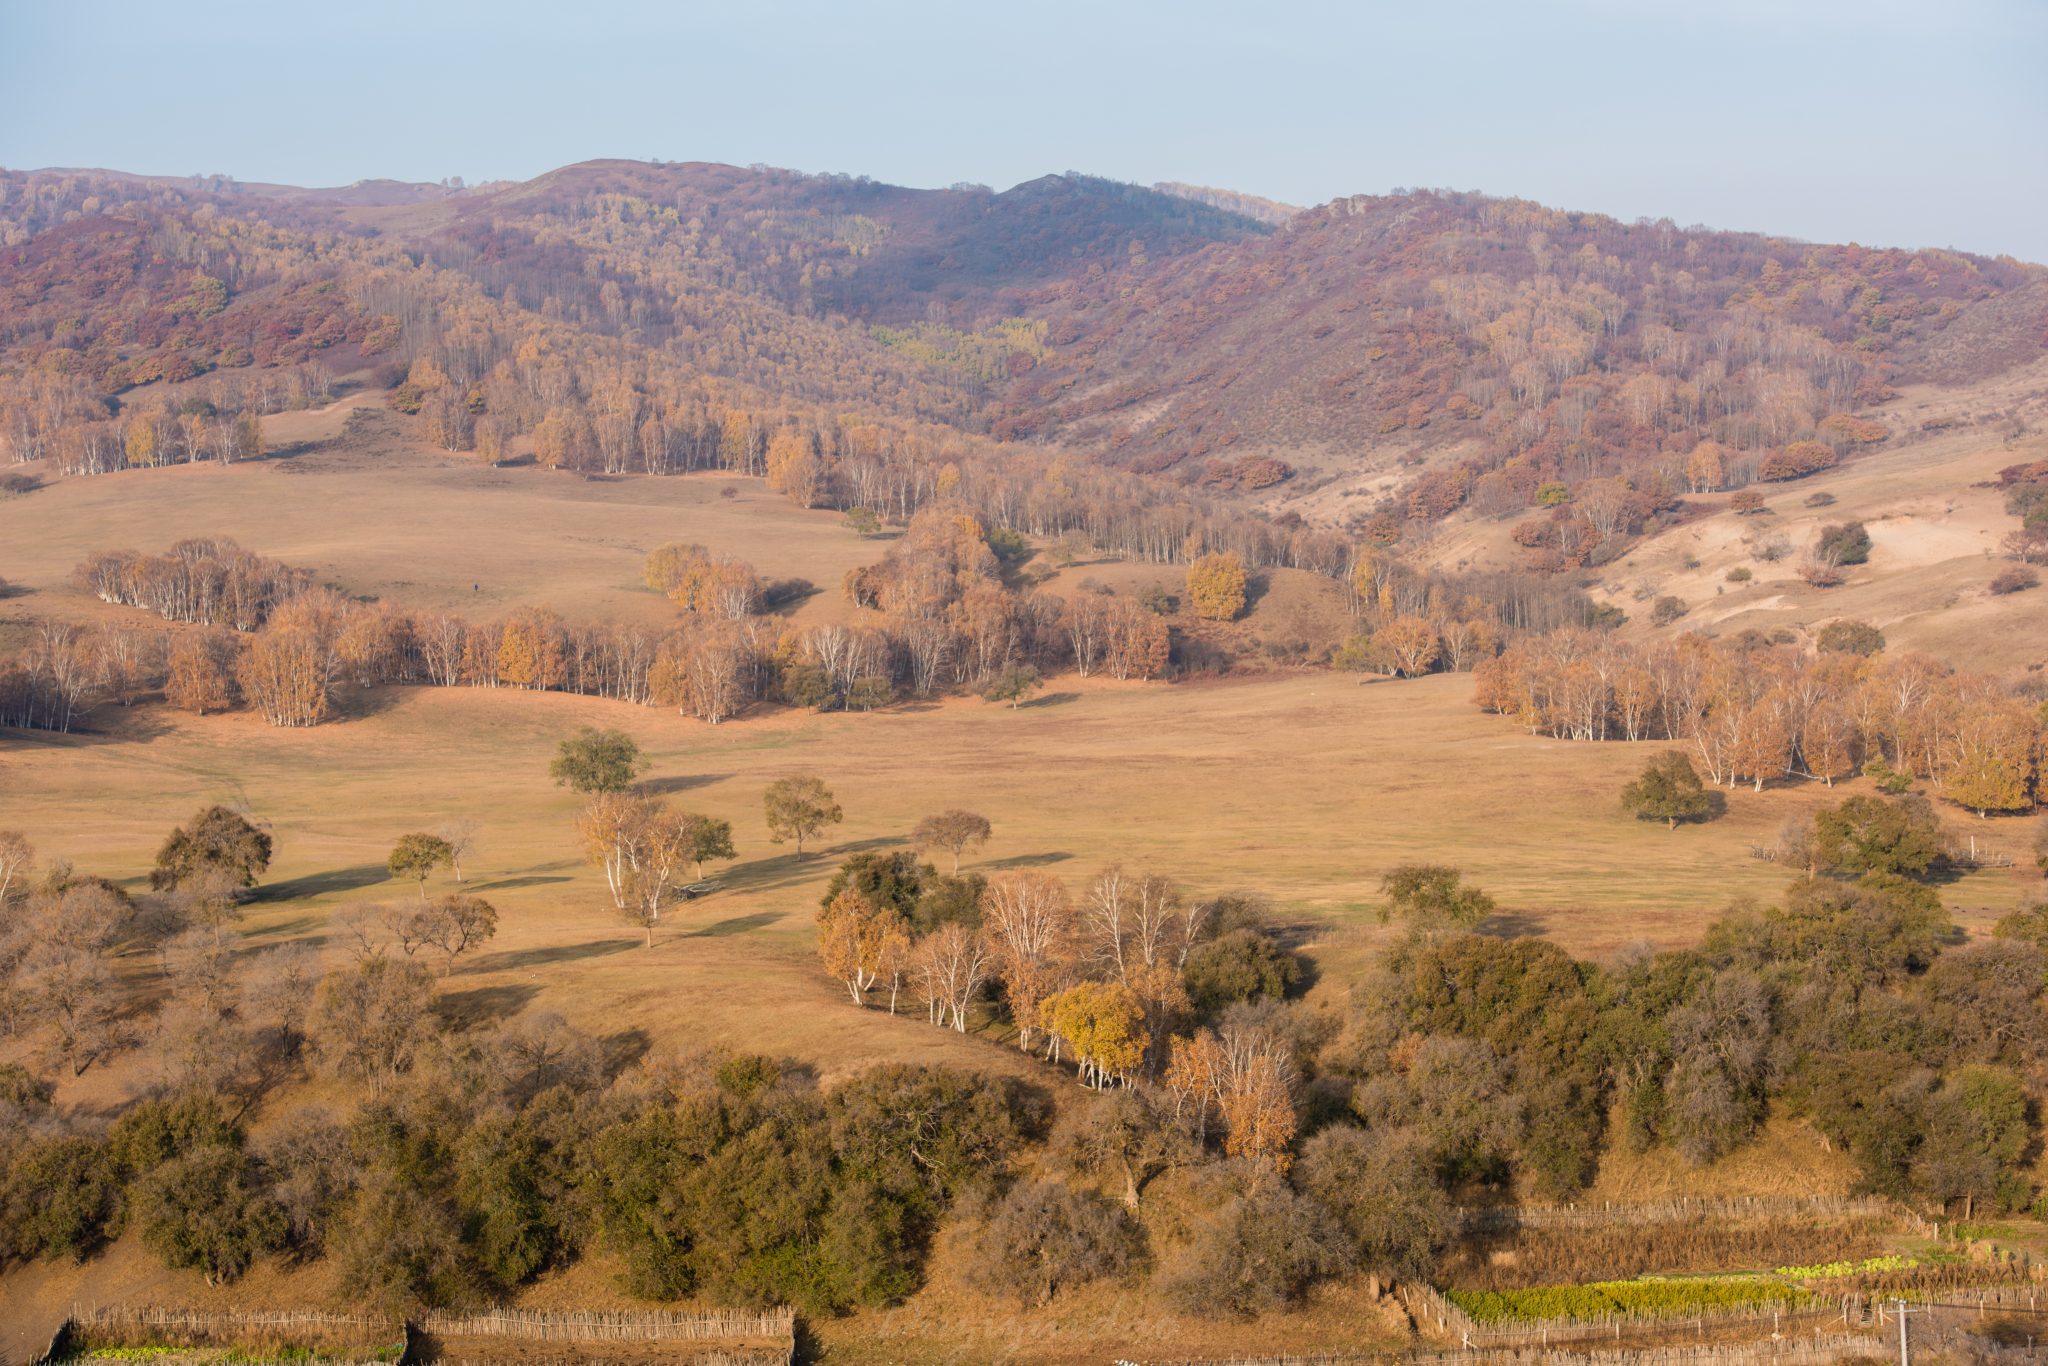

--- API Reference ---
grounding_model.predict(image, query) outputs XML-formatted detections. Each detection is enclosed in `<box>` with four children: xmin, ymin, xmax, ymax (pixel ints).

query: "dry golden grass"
<box><xmin>1408</xmin><ymin>361</ymin><xmax>2048</xmax><ymax>674</ymax></box>
<box><xmin>1</xmin><ymin>398</ymin><xmax>873</xmax><ymax>633</ymax></box>
<box><xmin>2</xmin><ymin>658</ymin><xmax>2034</xmax><ymax>1110</ymax></box>
<box><xmin>1</xmin><ymin>421</ymin><xmax>2038</xmax><ymax>1360</ymax></box>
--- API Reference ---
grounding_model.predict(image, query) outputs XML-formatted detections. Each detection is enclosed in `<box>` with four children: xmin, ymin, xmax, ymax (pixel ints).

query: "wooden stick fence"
<box><xmin>419</xmin><ymin>1306</ymin><xmax>796</xmax><ymax>1343</ymax></box>
<box><xmin>1401</xmin><ymin>1278</ymin><xmax>2048</xmax><ymax>1353</ymax></box>
<box><xmin>438</xmin><ymin>1357</ymin><xmax>787</xmax><ymax>1366</ymax></box>
<box><xmin>1114</xmin><ymin>1333</ymin><xmax>1886</xmax><ymax>1366</ymax></box>
<box><xmin>1402</xmin><ymin>1284</ymin><xmax>1850</xmax><ymax>1350</ymax></box>
<box><xmin>73</xmin><ymin>1303</ymin><xmax>398</xmax><ymax>1332</ymax></box>
<box><xmin>1453</xmin><ymin>1196</ymin><xmax>1904</xmax><ymax>1235</ymax></box>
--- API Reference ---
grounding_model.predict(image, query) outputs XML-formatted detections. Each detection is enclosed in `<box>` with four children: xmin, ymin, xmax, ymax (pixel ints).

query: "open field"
<box><xmin>1</xmin><ymin>407</ymin><xmax>2039</xmax><ymax>1114</ymax></box>
<box><xmin>3</xmin><ymin>399</ymin><xmax>2045</xmax><ymax>1365</ymax></box>
<box><xmin>1</xmin><ymin>664</ymin><xmax>2035</xmax><ymax>1114</ymax></box>
<box><xmin>0</xmin><ymin>395</ymin><xmax>875</xmax><ymax>634</ymax></box>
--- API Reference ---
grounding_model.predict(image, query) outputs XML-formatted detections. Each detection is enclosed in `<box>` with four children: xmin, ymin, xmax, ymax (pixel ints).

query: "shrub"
<box><xmin>967</xmin><ymin>1180</ymin><xmax>1140</xmax><ymax>1306</ymax></box>
<box><xmin>1622</xmin><ymin>751</ymin><xmax>1714</xmax><ymax>829</ymax></box>
<box><xmin>760</xmin><ymin>576</ymin><xmax>815</xmax><ymax>608</ymax></box>
<box><xmin>1805</xmin><ymin>491</ymin><xmax>1837</xmax><ymax>507</ymax></box>
<box><xmin>1158</xmin><ymin>1171</ymin><xmax>1350</xmax><ymax>1318</ymax></box>
<box><xmin>1295</xmin><ymin>1127</ymin><xmax>1453</xmax><ymax>1281</ymax></box>
<box><xmin>0</xmin><ymin>1135</ymin><xmax>124</xmax><ymax>1262</ymax></box>
<box><xmin>1819</xmin><ymin>414</ymin><xmax>1890</xmax><ymax>445</ymax></box>
<box><xmin>1990</xmin><ymin>567</ymin><xmax>2039</xmax><ymax>595</ymax></box>
<box><xmin>1816</xmin><ymin>522</ymin><xmax>1872</xmax><ymax>565</ymax></box>
<box><xmin>1650</xmin><ymin>596</ymin><xmax>1686</xmax><ymax>626</ymax></box>
<box><xmin>108</xmin><ymin>1092</ymin><xmax>243</xmax><ymax>1176</ymax></box>
<box><xmin>1729</xmin><ymin>491</ymin><xmax>1768</xmax><ymax>514</ymax></box>
<box><xmin>132</xmin><ymin>1145</ymin><xmax>289</xmax><ymax>1283</ymax></box>
<box><xmin>1799</xmin><ymin>560</ymin><xmax>1845</xmax><ymax>588</ymax></box>
<box><xmin>150</xmin><ymin>806</ymin><xmax>273</xmax><ymax>891</ymax></box>
<box><xmin>330</xmin><ymin>1171</ymin><xmax>481</xmax><ymax>1314</ymax></box>
<box><xmin>1760</xmin><ymin>441</ymin><xmax>1838</xmax><ymax>481</ymax></box>
<box><xmin>1183</xmin><ymin>929</ymin><xmax>1301</xmax><ymax>1017</ymax></box>
<box><xmin>1725</xmin><ymin>566</ymin><xmax>1753</xmax><ymax>582</ymax></box>
<box><xmin>1818</xmin><ymin>621</ymin><xmax>1885</xmax><ymax>656</ymax></box>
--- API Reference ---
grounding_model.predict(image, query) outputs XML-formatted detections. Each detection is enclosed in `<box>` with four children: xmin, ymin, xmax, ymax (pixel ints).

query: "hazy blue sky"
<box><xmin>6</xmin><ymin>0</ymin><xmax>2044</xmax><ymax>261</ymax></box>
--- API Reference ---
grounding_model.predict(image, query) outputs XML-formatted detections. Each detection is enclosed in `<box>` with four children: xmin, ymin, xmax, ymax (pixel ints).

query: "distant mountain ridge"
<box><xmin>3</xmin><ymin>158</ymin><xmax>2044</xmax><ymax>545</ymax></box>
<box><xmin>21</xmin><ymin>166</ymin><xmax>504</xmax><ymax>207</ymax></box>
<box><xmin>1152</xmin><ymin>180</ymin><xmax>1303</xmax><ymax>225</ymax></box>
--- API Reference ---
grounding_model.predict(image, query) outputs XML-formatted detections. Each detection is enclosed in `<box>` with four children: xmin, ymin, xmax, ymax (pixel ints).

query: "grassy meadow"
<box><xmin>1</xmin><ymin>407</ymin><xmax>2042</xmax><ymax>1360</ymax></box>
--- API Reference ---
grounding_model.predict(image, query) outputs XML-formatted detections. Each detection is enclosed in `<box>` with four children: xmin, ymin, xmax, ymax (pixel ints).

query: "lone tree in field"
<box><xmin>983</xmin><ymin>663</ymin><xmax>1043</xmax><ymax>709</ymax></box>
<box><xmin>549</xmin><ymin>726</ymin><xmax>649</xmax><ymax>794</ymax></box>
<box><xmin>913</xmin><ymin>809</ymin><xmax>993</xmax><ymax>874</ymax></box>
<box><xmin>418</xmin><ymin>894</ymin><xmax>498</xmax><ymax>976</ymax></box>
<box><xmin>764</xmin><ymin>775</ymin><xmax>843</xmax><ymax>858</ymax></box>
<box><xmin>437</xmin><ymin>818</ymin><xmax>481</xmax><ymax>882</ymax></box>
<box><xmin>1377</xmin><ymin>864</ymin><xmax>1495</xmax><ymax>935</ymax></box>
<box><xmin>151</xmin><ymin>806</ymin><xmax>273</xmax><ymax>891</ymax></box>
<box><xmin>388</xmin><ymin>833</ymin><xmax>454</xmax><ymax>901</ymax></box>
<box><xmin>1622</xmin><ymin>750</ymin><xmax>1715</xmax><ymax>829</ymax></box>
<box><xmin>683</xmin><ymin>812</ymin><xmax>736</xmax><ymax>881</ymax></box>
<box><xmin>1185</xmin><ymin>552</ymin><xmax>1248</xmax><ymax>621</ymax></box>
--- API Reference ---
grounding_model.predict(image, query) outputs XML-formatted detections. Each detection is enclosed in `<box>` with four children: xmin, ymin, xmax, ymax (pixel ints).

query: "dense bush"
<box><xmin>1816</xmin><ymin>620</ymin><xmax>1885</xmax><ymax>655</ymax></box>
<box><xmin>967</xmin><ymin>1180</ymin><xmax>1140</xmax><ymax>1306</ymax></box>
<box><xmin>1989</xmin><ymin>567</ymin><xmax>2038</xmax><ymax>595</ymax></box>
<box><xmin>132</xmin><ymin>1145</ymin><xmax>288</xmax><ymax>1282</ymax></box>
<box><xmin>1183</xmin><ymin>928</ymin><xmax>1301</xmax><ymax>1017</ymax></box>
<box><xmin>1157</xmin><ymin>1166</ymin><xmax>1350</xmax><ymax>1319</ymax></box>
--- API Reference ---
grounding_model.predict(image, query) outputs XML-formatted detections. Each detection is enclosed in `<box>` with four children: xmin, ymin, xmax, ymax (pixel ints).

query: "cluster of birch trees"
<box><xmin>1474</xmin><ymin>628</ymin><xmax>2045</xmax><ymax>815</ymax></box>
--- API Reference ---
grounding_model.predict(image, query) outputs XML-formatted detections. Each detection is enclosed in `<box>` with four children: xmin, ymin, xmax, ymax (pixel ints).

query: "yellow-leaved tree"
<box><xmin>1044</xmin><ymin>980</ymin><xmax>1148</xmax><ymax>1089</ymax></box>
<box><xmin>1185</xmin><ymin>551</ymin><xmax>1247</xmax><ymax>621</ymax></box>
<box><xmin>1944</xmin><ymin>701</ymin><xmax>2041</xmax><ymax>816</ymax></box>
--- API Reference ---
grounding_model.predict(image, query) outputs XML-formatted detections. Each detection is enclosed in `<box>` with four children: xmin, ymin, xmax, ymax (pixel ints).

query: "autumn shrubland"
<box><xmin>6</xmin><ymin>159</ymin><xmax>2048</xmax><ymax>1366</ymax></box>
<box><xmin>2</xmin><ymin>430</ymin><xmax>2047</xmax><ymax>1357</ymax></box>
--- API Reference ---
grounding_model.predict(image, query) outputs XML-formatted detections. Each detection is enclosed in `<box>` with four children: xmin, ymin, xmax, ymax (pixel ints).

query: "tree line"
<box><xmin>6</xmin><ymin>795</ymin><xmax>2047</xmax><ymax>1317</ymax></box>
<box><xmin>1474</xmin><ymin>626</ymin><xmax>2046</xmax><ymax>816</ymax></box>
<box><xmin>827</xmin><ymin>826</ymin><xmax>2048</xmax><ymax>1298</ymax></box>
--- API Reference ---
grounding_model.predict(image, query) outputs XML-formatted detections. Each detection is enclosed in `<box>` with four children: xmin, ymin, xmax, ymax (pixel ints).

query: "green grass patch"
<box><xmin>1776</xmin><ymin>1255</ymin><xmax>1919</xmax><ymax>1279</ymax></box>
<box><xmin>1950</xmin><ymin>1224</ymin><xmax>2019</xmax><ymax>1242</ymax></box>
<box><xmin>1448</xmin><ymin>1279</ymin><xmax>1811</xmax><ymax>1325</ymax></box>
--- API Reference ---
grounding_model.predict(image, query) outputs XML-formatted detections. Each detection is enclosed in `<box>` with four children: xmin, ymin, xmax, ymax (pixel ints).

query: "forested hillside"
<box><xmin>6</xmin><ymin>162</ymin><xmax>2041</xmax><ymax>535</ymax></box>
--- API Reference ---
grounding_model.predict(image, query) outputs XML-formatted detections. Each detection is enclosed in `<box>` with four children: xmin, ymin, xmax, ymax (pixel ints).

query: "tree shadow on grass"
<box><xmin>252</xmin><ymin>864</ymin><xmax>390</xmax><ymax>902</ymax></box>
<box><xmin>244</xmin><ymin>915</ymin><xmax>323</xmax><ymax>940</ymax></box>
<box><xmin>821</xmin><ymin>836</ymin><xmax>905</xmax><ymax>858</ymax></box>
<box><xmin>469</xmin><ymin>875</ymin><xmax>574</xmax><ymax>892</ymax></box>
<box><xmin>1475</xmin><ymin>912</ymin><xmax>1550</xmax><ymax>940</ymax></box>
<box><xmin>984</xmin><ymin>851</ymin><xmax>1073</xmax><ymax>869</ymax></box>
<box><xmin>688</xmin><ymin>911</ymin><xmax>782</xmax><ymax>938</ymax></box>
<box><xmin>602</xmin><ymin>1028</ymin><xmax>652</xmax><ymax>1080</ymax></box>
<box><xmin>642</xmin><ymin>773</ymin><xmax>733</xmax><ymax>795</ymax></box>
<box><xmin>1018</xmin><ymin>692</ymin><xmax>1080</xmax><ymax>709</ymax></box>
<box><xmin>325</xmin><ymin>685</ymin><xmax>415</xmax><ymax>724</ymax></box>
<box><xmin>435</xmin><ymin>982</ymin><xmax>541</xmax><ymax>1030</ymax></box>
<box><xmin>470</xmin><ymin>938</ymin><xmax>639</xmax><ymax>973</ymax></box>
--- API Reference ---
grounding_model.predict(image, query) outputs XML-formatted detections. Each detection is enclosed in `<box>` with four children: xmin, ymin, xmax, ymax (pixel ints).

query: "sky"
<box><xmin>5</xmin><ymin>0</ymin><xmax>2045</xmax><ymax>262</ymax></box>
